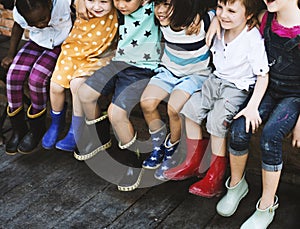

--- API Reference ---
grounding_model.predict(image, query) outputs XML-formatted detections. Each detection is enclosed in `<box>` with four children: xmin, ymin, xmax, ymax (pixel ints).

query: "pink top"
<box><xmin>260</xmin><ymin>12</ymin><xmax>300</xmax><ymax>38</ymax></box>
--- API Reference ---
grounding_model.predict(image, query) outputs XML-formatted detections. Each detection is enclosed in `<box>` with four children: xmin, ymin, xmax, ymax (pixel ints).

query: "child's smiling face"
<box><xmin>113</xmin><ymin>0</ymin><xmax>144</xmax><ymax>15</ymax></box>
<box><xmin>85</xmin><ymin>0</ymin><xmax>113</xmax><ymax>18</ymax></box>
<box><xmin>216</xmin><ymin>0</ymin><xmax>250</xmax><ymax>32</ymax></box>
<box><xmin>154</xmin><ymin>0</ymin><xmax>173</xmax><ymax>26</ymax></box>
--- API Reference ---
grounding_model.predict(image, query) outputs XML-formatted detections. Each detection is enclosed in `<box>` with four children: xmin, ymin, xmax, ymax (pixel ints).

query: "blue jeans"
<box><xmin>229</xmin><ymin>92</ymin><xmax>300</xmax><ymax>172</ymax></box>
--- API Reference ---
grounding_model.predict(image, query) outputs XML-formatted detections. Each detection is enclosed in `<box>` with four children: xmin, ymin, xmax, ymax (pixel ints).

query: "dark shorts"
<box><xmin>85</xmin><ymin>61</ymin><xmax>155</xmax><ymax>112</ymax></box>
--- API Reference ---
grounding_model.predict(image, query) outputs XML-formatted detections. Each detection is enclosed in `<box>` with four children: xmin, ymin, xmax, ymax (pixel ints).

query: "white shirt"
<box><xmin>13</xmin><ymin>0</ymin><xmax>72</xmax><ymax>49</ymax></box>
<box><xmin>211</xmin><ymin>26</ymin><xmax>269</xmax><ymax>90</ymax></box>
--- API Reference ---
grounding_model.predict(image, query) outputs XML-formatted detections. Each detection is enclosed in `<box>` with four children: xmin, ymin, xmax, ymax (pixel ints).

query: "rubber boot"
<box><xmin>142</xmin><ymin>125</ymin><xmax>167</xmax><ymax>169</ymax></box>
<box><xmin>55</xmin><ymin>115</ymin><xmax>84</xmax><ymax>152</ymax></box>
<box><xmin>154</xmin><ymin>133</ymin><xmax>180</xmax><ymax>181</ymax></box>
<box><xmin>117</xmin><ymin>133</ymin><xmax>146</xmax><ymax>192</ymax></box>
<box><xmin>164</xmin><ymin>138</ymin><xmax>209</xmax><ymax>180</ymax></box>
<box><xmin>42</xmin><ymin>103</ymin><xmax>67</xmax><ymax>149</ymax></box>
<box><xmin>216</xmin><ymin>173</ymin><xmax>249</xmax><ymax>217</ymax></box>
<box><xmin>189</xmin><ymin>154</ymin><xmax>227</xmax><ymax>198</ymax></box>
<box><xmin>17</xmin><ymin>105</ymin><xmax>46</xmax><ymax>154</ymax></box>
<box><xmin>74</xmin><ymin>112</ymin><xmax>111</xmax><ymax>161</ymax></box>
<box><xmin>5</xmin><ymin>106</ymin><xmax>28</xmax><ymax>155</ymax></box>
<box><xmin>241</xmin><ymin>196</ymin><xmax>279</xmax><ymax>229</ymax></box>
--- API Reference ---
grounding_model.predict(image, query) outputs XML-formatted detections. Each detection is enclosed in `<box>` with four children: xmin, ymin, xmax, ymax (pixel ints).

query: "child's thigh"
<box><xmin>148</xmin><ymin>67</ymin><xmax>177</xmax><ymax>94</ymax></box>
<box><xmin>181</xmin><ymin>91</ymin><xmax>209</xmax><ymax>125</ymax></box>
<box><xmin>207</xmin><ymin>88</ymin><xmax>249</xmax><ymax>138</ymax></box>
<box><xmin>263</xmin><ymin>97</ymin><xmax>300</xmax><ymax>138</ymax></box>
<box><xmin>173</xmin><ymin>74</ymin><xmax>208</xmax><ymax>95</ymax></box>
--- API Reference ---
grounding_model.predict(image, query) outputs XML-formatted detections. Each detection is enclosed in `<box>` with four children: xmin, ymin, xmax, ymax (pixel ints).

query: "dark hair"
<box><xmin>218</xmin><ymin>0</ymin><xmax>263</xmax><ymax>26</ymax></box>
<box><xmin>170</xmin><ymin>0</ymin><xmax>215</xmax><ymax>28</ymax></box>
<box><xmin>15</xmin><ymin>0</ymin><xmax>51</xmax><ymax>17</ymax></box>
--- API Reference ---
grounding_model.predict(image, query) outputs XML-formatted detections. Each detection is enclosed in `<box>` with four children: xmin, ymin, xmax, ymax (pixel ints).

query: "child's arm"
<box><xmin>234</xmin><ymin>74</ymin><xmax>269</xmax><ymax>133</ymax></box>
<box><xmin>205</xmin><ymin>16</ymin><xmax>221</xmax><ymax>47</ymax></box>
<box><xmin>0</xmin><ymin>22</ymin><xmax>24</xmax><ymax>70</ymax></box>
<box><xmin>292</xmin><ymin>115</ymin><xmax>300</xmax><ymax>148</ymax></box>
<box><xmin>186</xmin><ymin>14</ymin><xmax>201</xmax><ymax>35</ymax></box>
<box><xmin>75</xmin><ymin>0</ymin><xmax>89</xmax><ymax>20</ymax></box>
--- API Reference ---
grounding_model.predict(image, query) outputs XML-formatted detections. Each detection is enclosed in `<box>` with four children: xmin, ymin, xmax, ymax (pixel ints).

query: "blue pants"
<box><xmin>229</xmin><ymin>91</ymin><xmax>300</xmax><ymax>172</ymax></box>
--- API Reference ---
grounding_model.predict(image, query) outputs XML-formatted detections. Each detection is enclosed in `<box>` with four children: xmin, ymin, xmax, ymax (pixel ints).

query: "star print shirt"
<box><xmin>113</xmin><ymin>2</ymin><xmax>161</xmax><ymax>70</ymax></box>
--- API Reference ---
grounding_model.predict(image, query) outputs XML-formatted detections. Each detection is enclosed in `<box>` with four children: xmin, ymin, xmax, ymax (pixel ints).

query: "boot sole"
<box><xmin>117</xmin><ymin>168</ymin><xmax>144</xmax><ymax>192</ymax></box>
<box><xmin>55</xmin><ymin>145</ymin><xmax>75</xmax><ymax>152</ymax></box>
<box><xmin>74</xmin><ymin>140</ymin><xmax>112</xmax><ymax>161</ymax></box>
<box><xmin>217</xmin><ymin>188</ymin><xmax>249</xmax><ymax>217</ymax></box>
<box><xmin>17</xmin><ymin>142</ymin><xmax>42</xmax><ymax>155</ymax></box>
<box><xmin>5</xmin><ymin>151</ymin><xmax>18</xmax><ymax>156</ymax></box>
<box><xmin>189</xmin><ymin>189</ymin><xmax>223</xmax><ymax>198</ymax></box>
<box><xmin>142</xmin><ymin>163</ymin><xmax>161</xmax><ymax>170</ymax></box>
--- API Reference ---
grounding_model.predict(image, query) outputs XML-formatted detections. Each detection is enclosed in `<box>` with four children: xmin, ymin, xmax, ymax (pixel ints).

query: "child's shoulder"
<box><xmin>245</xmin><ymin>26</ymin><xmax>263</xmax><ymax>40</ymax></box>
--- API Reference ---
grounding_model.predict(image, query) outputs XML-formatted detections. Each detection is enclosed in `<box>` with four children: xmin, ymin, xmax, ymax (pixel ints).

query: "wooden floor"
<box><xmin>0</xmin><ymin>126</ymin><xmax>299</xmax><ymax>229</ymax></box>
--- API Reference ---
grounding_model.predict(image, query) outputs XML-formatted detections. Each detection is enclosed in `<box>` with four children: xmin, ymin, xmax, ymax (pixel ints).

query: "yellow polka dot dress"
<box><xmin>51</xmin><ymin>9</ymin><xmax>118</xmax><ymax>88</ymax></box>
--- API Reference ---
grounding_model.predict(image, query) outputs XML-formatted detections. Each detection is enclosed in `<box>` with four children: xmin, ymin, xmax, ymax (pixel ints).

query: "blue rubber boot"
<box><xmin>42</xmin><ymin>104</ymin><xmax>67</xmax><ymax>149</ymax></box>
<box><xmin>55</xmin><ymin>115</ymin><xmax>84</xmax><ymax>152</ymax></box>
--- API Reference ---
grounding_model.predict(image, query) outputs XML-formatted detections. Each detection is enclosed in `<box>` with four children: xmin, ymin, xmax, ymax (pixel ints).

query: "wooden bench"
<box><xmin>0</xmin><ymin>34</ymin><xmax>299</xmax><ymax>185</ymax></box>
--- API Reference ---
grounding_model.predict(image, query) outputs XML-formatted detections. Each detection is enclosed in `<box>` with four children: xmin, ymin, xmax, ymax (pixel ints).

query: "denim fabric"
<box><xmin>85</xmin><ymin>61</ymin><xmax>154</xmax><ymax>112</ymax></box>
<box><xmin>264</xmin><ymin>13</ymin><xmax>300</xmax><ymax>98</ymax></box>
<box><xmin>229</xmin><ymin>13</ymin><xmax>300</xmax><ymax>172</ymax></box>
<box><xmin>229</xmin><ymin>92</ymin><xmax>300</xmax><ymax>171</ymax></box>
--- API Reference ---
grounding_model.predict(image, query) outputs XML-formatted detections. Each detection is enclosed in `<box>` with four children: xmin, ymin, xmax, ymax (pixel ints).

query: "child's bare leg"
<box><xmin>185</xmin><ymin>117</ymin><xmax>203</xmax><ymax>139</ymax></box>
<box><xmin>70</xmin><ymin>77</ymin><xmax>87</xmax><ymax>117</ymax></box>
<box><xmin>78</xmin><ymin>83</ymin><xmax>101</xmax><ymax>120</ymax></box>
<box><xmin>167</xmin><ymin>89</ymin><xmax>190</xmax><ymax>143</ymax></box>
<box><xmin>140</xmin><ymin>84</ymin><xmax>168</xmax><ymax>131</ymax></box>
<box><xmin>229</xmin><ymin>153</ymin><xmax>248</xmax><ymax>186</ymax></box>
<box><xmin>50</xmin><ymin>81</ymin><xmax>65</xmax><ymax>112</ymax></box>
<box><xmin>211</xmin><ymin>135</ymin><xmax>226</xmax><ymax>157</ymax></box>
<box><xmin>108</xmin><ymin>103</ymin><xmax>134</xmax><ymax>144</ymax></box>
<box><xmin>260</xmin><ymin>170</ymin><xmax>280</xmax><ymax>209</ymax></box>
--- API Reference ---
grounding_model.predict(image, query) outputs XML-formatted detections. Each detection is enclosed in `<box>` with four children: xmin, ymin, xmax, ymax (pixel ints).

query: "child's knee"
<box><xmin>140</xmin><ymin>98</ymin><xmax>157</xmax><ymax>114</ymax></box>
<box><xmin>78</xmin><ymin>84</ymin><xmax>96</xmax><ymax>103</ymax></box>
<box><xmin>50</xmin><ymin>82</ymin><xmax>64</xmax><ymax>94</ymax></box>
<box><xmin>108</xmin><ymin>104</ymin><xmax>127</xmax><ymax>124</ymax></box>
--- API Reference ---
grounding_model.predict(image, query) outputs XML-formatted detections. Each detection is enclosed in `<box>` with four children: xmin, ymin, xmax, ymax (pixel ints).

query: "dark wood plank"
<box><xmin>56</xmin><ymin>185</ymin><xmax>149</xmax><ymax>228</ymax></box>
<box><xmin>108</xmin><ymin>179</ymin><xmax>196</xmax><ymax>228</ymax></box>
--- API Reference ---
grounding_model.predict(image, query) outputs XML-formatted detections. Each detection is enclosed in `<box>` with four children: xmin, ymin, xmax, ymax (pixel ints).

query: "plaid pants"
<box><xmin>6</xmin><ymin>40</ymin><xmax>61</xmax><ymax>114</ymax></box>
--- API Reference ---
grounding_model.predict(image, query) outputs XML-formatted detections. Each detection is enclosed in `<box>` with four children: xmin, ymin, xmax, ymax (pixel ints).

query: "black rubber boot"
<box><xmin>17</xmin><ymin>105</ymin><xmax>46</xmax><ymax>154</ymax></box>
<box><xmin>114</xmin><ymin>133</ymin><xmax>151</xmax><ymax>192</ymax></box>
<box><xmin>74</xmin><ymin>112</ymin><xmax>112</xmax><ymax>161</ymax></box>
<box><xmin>5</xmin><ymin>106</ymin><xmax>28</xmax><ymax>155</ymax></box>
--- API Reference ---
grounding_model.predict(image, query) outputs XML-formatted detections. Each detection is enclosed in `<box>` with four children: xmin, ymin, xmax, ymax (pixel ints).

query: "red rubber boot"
<box><xmin>189</xmin><ymin>154</ymin><xmax>227</xmax><ymax>198</ymax></box>
<box><xmin>164</xmin><ymin>138</ymin><xmax>209</xmax><ymax>180</ymax></box>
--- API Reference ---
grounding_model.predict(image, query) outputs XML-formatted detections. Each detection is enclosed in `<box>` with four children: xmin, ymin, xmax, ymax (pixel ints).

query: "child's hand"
<box><xmin>142</xmin><ymin>0</ymin><xmax>150</xmax><ymax>6</ymax></box>
<box><xmin>234</xmin><ymin>107</ymin><xmax>262</xmax><ymax>134</ymax></box>
<box><xmin>292</xmin><ymin>116</ymin><xmax>300</xmax><ymax>148</ymax></box>
<box><xmin>206</xmin><ymin>17</ymin><xmax>221</xmax><ymax>47</ymax></box>
<box><xmin>186</xmin><ymin>14</ymin><xmax>201</xmax><ymax>35</ymax></box>
<box><xmin>1</xmin><ymin>56</ymin><xmax>13</xmax><ymax>70</ymax></box>
<box><xmin>76</xmin><ymin>0</ymin><xmax>89</xmax><ymax>20</ymax></box>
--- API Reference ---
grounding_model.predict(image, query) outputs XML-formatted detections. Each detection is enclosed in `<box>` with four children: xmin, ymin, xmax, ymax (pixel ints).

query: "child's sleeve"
<box><xmin>248</xmin><ymin>28</ymin><xmax>269</xmax><ymax>76</ymax></box>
